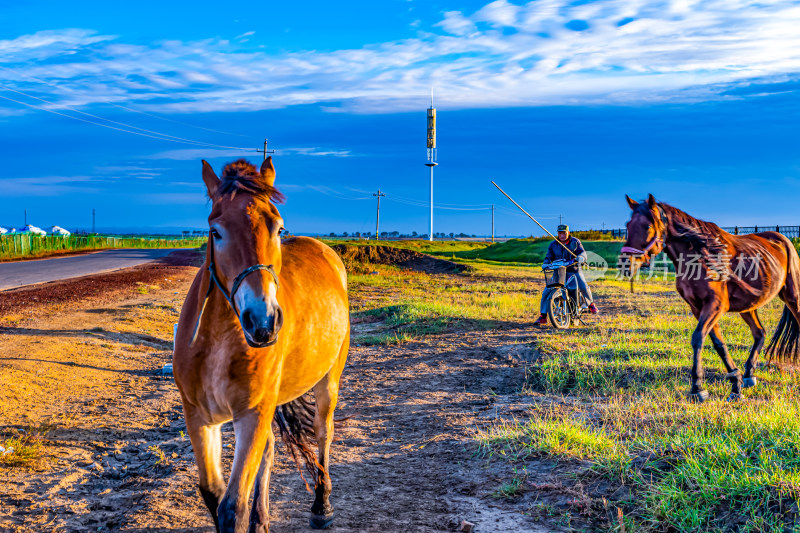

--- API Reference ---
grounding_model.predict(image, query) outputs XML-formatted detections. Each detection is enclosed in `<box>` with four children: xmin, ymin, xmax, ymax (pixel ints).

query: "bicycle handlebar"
<box><xmin>542</xmin><ymin>259</ymin><xmax>578</xmax><ymax>270</ymax></box>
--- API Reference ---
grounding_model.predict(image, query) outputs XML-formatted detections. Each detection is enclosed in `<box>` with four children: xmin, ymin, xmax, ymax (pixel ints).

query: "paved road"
<box><xmin>0</xmin><ymin>249</ymin><xmax>187</xmax><ymax>291</ymax></box>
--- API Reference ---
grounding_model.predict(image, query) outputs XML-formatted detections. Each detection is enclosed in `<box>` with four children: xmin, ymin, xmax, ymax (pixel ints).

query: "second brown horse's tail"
<box><xmin>766</xmin><ymin>241</ymin><xmax>800</xmax><ymax>365</ymax></box>
<box><xmin>274</xmin><ymin>395</ymin><xmax>322</xmax><ymax>492</ymax></box>
<box><xmin>766</xmin><ymin>306</ymin><xmax>800</xmax><ymax>365</ymax></box>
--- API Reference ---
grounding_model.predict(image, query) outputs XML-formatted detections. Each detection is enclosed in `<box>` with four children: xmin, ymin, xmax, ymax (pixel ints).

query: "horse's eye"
<box><xmin>210</xmin><ymin>229</ymin><xmax>221</xmax><ymax>239</ymax></box>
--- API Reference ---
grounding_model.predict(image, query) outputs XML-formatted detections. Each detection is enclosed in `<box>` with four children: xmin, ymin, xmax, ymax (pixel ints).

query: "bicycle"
<box><xmin>541</xmin><ymin>259</ymin><xmax>591</xmax><ymax>329</ymax></box>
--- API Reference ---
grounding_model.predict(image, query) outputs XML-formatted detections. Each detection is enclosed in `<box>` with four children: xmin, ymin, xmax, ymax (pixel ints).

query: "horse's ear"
<box><xmin>260</xmin><ymin>156</ymin><xmax>276</xmax><ymax>187</ymax></box>
<box><xmin>647</xmin><ymin>194</ymin><xmax>657</xmax><ymax>209</ymax></box>
<box><xmin>626</xmin><ymin>195</ymin><xmax>638</xmax><ymax>210</ymax></box>
<box><xmin>202</xmin><ymin>160</ymin><xmax>221</xmax><ymax>198</ymax></box>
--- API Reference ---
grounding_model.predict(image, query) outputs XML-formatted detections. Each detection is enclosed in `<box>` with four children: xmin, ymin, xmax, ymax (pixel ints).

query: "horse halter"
<box><xmin>190</xmin><ymin>234</ymin><xmax>280</xmax><ymax>345</ymax></box>
<box><xmin>621</xmin><ymin>205</ymin><xmax>667</xmax><ymax>258</ymax></box>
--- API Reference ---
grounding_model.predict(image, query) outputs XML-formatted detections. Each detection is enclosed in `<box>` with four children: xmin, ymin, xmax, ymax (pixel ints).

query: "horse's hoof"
<box><xmin>726</xmin><ymin>393</ymin><xmax>742</xmax><ymax>402</ymax></box>
<box><xmin>743</xmin><ymin>377</ymin><xmax>757</xmax><ymax>388</ymax></box>
<box><xmin>689</xmin><ymin>390</ymin><xmax>709</xmax><ymax>403</ymax></box>
<box><xmin>310</xmin><ymin>512</ymin><xmax>334</xmax><ymax>530</ymax></box>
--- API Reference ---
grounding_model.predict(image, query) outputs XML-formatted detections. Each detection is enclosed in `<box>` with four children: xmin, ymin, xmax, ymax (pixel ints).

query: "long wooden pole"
<box><xmin>491</xmin><ymin>181</ymin><xmax>576</xmax><ymax>258</ymax></box>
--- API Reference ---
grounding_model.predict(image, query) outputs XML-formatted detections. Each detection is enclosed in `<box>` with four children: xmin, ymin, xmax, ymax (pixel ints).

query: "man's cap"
<box><xmin>557</xmin><ymin>224</ymin><xmax>569</xmax><ymax>232</ymax></box>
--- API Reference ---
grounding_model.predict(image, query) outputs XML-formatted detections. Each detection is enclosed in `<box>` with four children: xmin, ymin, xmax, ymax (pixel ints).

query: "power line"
<box><xmin>304</xmin><ymin>184</ymin><xmax>562</xmax><ymax>219</ymax></box>
<box><xmin>384</xmin><ymin>196</ymin><xmax>493</xmax><ymax>211</ymax></box>
<box><xmin>0</xmin><ymin>64</ymin><xmax>248</xmax><ymax>138</ymax></box>
<box><xmin>0</xmin><ymin>92</ymin><xmax>217</xmax><ymax>145</ymax></box>
<box><xmin>0</xmin><ymin>85</ymin><xmax>254</xmax><ymax>150</ymax></box>
<box><xmin>345</xmin><ymin>188</ymin><xmax>501</xmax><ymax>209</ymax></box>
<box><xmin>384</xmin><ymin>191</ymin><xmax>495</xmax><ymax>208</ymax></box>
<box><xmin>307</xmin><ymin>185</ymin><xmax>373</xmax><ymax>201</ymax></box>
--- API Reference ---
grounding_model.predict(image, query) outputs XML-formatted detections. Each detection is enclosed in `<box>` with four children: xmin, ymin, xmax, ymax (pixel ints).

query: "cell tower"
<box><xmin>425</xmin><ymin>90</ymin><xmax>438</xmax><ymax>241</ymax></box>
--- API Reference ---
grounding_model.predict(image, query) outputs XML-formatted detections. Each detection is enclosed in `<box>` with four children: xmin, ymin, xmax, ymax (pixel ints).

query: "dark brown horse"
<box><xmin>174</xmin><ymin>158</ymin><xmax>350</xmax><ymax>532</ymax></box>
<box><xmin>621</xmin><ymin>195</ymin><xmax>800</xmax><ymax>402</ymax></box>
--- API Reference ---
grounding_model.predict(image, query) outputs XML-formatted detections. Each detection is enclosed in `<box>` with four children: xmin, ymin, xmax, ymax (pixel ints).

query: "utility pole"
<box><xmin>491</xmin><ymin>204</ymin><xmax>495</xmax><ymax>243</ymax></box>
<box><xmin>373</xmin><ymin>189</ymin><xmax>385</xmax><ymax>240</ymax></box>
<box><xmin>425</xmin><ymin>90</ymin><xmax>438</xmax><ymax>241</ymax></box>
<box><xmin>24</xmin><ymin>209</ymin><xmax>27</xmax><ymax>226</ymax></box>
<box><xmin>256</xmin><ymin>138</ymin><xmax>275</xmax><ymax>161</ymax></box>
<box><xmin>559</xmin><ymin>214</ymin><xmax>563</xmax><ymax>226</ymax></box>
<box><xmin>92</xmin><ymin>209</ymin><xmax>96</xmax><ymax>233</ymax></box>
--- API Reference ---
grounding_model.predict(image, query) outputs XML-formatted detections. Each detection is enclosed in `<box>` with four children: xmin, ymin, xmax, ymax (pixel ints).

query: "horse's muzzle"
<box><xmin>241</xmin><ymin>306</ymin><xmax>283</xmax><ymax>348</ymax></box>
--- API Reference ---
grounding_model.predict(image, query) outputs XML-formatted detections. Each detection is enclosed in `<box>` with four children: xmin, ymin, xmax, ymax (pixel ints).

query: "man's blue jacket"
<box><xmin>543</xmin><ymin>237</ymin><xmax>587</xmax><ymax>272</ymax></box>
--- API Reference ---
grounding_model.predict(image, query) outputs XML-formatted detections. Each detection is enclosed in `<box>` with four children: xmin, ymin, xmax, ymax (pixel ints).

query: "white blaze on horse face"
<box><xmin>234</xmin><ymin>274</ymin><xmax>279</xmax><ymax>318</ymax></box>
<box><xmin>234</xmin><ymin>272</ymin><xmax>282</xmax><ymax>347</ymax></box>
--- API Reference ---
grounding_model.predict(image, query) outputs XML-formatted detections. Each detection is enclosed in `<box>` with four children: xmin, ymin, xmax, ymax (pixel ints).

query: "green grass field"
<box><xmin>479</xmin><ymin>277</ymin><xmax>800</xmax><ymax>531</ymax></box>
<box><xmin>319</xmin><ymin>238</ymin><xmax>489</xmax><ymax>255</ymax></box>
<box><xmin>452</xmin><ymin>238</ymin><xmax>625</xmax><ymax>266</ymax></box>
<box><xmin>0</xmin><ymin>234</ymin><xmax>207</xmax><ymax>261</ymax></box>
<box><xmin>345</xmin><ymin>241</ymin><xmax>800</xmax><ymax>532</ymax></box>
<box><xmin>320</xmin><ymin>237</ymin><xmax>624</xmax><ymax>266</ymax></box>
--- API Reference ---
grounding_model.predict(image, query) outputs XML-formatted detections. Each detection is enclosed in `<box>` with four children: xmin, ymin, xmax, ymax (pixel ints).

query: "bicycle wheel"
<box><xmin>547</xmin><ymin>291</ymin><xmax>571</xmax><ymax>329</ymax></box>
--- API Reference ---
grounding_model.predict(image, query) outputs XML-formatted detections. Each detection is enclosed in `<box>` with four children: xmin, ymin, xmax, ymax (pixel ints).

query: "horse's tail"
<box><xmin>765</xmin><ymin>306</ymin><xmax>800</xmax><ymax>365</ymax></box>
<box><xmin>274</xmin><ymin>395</ymin><xmax>322</xmax><ymax>492</ymax></box>
<box><xmin>766</xmin><ymin>240</ymin><xmax>800</xmax><ymax>365</ymax></box>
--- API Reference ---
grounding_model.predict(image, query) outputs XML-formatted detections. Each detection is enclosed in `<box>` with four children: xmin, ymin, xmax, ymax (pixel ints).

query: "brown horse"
<box><xmin>173</xmin><ymin>158</ymin><xmax>349</xmax><ymax>532</ymax></box>
<box><xmin>621</xmin><ymin>195</ymin><xmax>800</xmax><ymax>402</ymax></box>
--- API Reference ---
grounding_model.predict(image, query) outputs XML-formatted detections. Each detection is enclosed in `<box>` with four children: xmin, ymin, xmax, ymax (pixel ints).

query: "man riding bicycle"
<box><xmin>535</xmin><ymin>224</ymin><xmax>598</xmax><ymax>325</ymax></box>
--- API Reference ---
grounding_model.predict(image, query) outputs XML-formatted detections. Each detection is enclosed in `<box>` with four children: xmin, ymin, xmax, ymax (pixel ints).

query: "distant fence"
<box><xmin>0</xmin><ymin>234</ymin><xmax>207</xmax><ymax>260</ymax></box>
<box><xmin>593</xmin><ymin>226</ymin><xmax>800</xmax><ymax>241</ymax></box>
<box><xmin>721</xmin><ymin>226</ymin><xmax>800</xmax><ymax>238</ymax></box>
<box><xmin>593</xmin><ymin>229</ymin><xmax>627</xmax><ymax>239</ymax></box>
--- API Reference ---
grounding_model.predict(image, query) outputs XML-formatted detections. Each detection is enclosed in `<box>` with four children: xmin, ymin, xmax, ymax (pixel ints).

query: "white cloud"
<box><xmin>0</xmin><ymin>29</ymin><xmax>113</xmax><ymax>61</ymax></box>
<box><xmin>2</xmin><ymin>1</ymin><xmax>800</xmax><ymax>114</ymax></box>
<box><xmin>474</xmin><ymin>0</ymin><xmax>520</xmax><ymax>27</ymax></box>
<box><xmin>436</xmin><ymin>11</ymin><xmax>477</xmax><ymax>36</ymax></box>
<box><xmin>92</xmin><ymin>165</ymin><xmax>164</xmax><ymax>179</ymax></box>
<box><xmin>281</xmin><ymin>147</ymin><xmax>352</xmax><ymax>157</ymax></box>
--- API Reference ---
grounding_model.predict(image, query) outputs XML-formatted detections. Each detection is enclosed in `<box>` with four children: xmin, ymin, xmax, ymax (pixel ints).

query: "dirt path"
<box><xmin>0</xmin><ymin>249</ymin><xmax>189</xmax><ymax>291</ymax></box>
<box><xmin>0</xmin><ymin>261</ymin><xmax>594</xmax><ymax>532</ymax></box>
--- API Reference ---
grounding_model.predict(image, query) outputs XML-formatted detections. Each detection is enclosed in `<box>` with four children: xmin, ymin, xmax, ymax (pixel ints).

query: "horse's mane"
<box><xmin>644</xmin><ymin>202</ymin><xmax>771</xmax><ymax>284</ymax></box>
<box><xmin>657</xmin><ymin>203</ymin><xmax>728</xmax><ymax>255</ymax></box>
<box><xmin>215</xmin><ymin>159</ymin><xmax>285</xmax><ymax>204</ymax></box>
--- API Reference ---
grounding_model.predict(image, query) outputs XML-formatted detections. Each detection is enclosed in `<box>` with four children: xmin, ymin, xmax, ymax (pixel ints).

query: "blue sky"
<box><xmin>2</xmin><ymin>0</ymin><xmax>800</xmax><ymax>235</ymax></box>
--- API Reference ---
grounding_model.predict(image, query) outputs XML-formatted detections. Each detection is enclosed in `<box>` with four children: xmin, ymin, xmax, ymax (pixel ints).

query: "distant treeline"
<box><xmin>0</xmin><ymin>234</ymin><xmax>207</xmax><ymax>261</ymax></box>
<box><xmin>324</xmin><ymin>229</ymin><xmax>623</xmax><ymax>241</ymax></box>
<box><xmin>325</xmin><ymin>231</ymin><xmax>482</xmax><ymax>239</ymax></box>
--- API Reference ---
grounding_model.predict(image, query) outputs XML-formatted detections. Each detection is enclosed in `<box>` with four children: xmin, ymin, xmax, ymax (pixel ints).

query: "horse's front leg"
<box><xmin>248</xmin><ymin>428</ymin><xmax>275</xmax><ymax>533</ymax></box>
<box><xmin>183</xmin><ymin>406</ymin><xmax>225</xmax><ymax>532</ymax></box>
<box><xmin>219</xmin><ymin>407</ymin><xmax>275</xmax><ymax>533</ymax></box>
<box><xmin>689</xmin><ymin>303</ymin><xmax>724</xmax><ymax>403</ymax></box>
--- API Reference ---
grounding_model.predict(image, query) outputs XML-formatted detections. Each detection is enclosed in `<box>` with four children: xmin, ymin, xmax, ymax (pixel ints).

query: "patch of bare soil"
<box><xmin>0</xmin><ymin>260</ymin><xmax>612</xmax><ymax>532</ymax></box>
<box><xmin>332</xmin><ymin>244</ymin><xmax>467</xmax><ymax>274</ymax></box>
